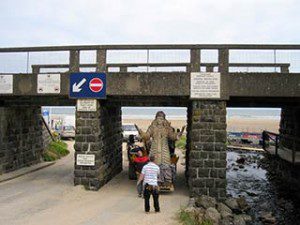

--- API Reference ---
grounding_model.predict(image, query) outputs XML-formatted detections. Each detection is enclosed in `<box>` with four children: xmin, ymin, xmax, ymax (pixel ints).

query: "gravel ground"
<box><xmin>0</xmin><ymin>141</ymin><xmax>189</xmax><ymax>225</ymax></box>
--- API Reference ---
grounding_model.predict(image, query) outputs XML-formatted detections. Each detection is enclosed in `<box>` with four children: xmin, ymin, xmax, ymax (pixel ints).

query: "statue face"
<box><xmin>156</xmin><ymin>116</ymin><xmax>164</xmax><ymax>125</ymax></box>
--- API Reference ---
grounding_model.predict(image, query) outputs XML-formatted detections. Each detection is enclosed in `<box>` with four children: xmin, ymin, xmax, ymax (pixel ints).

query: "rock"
<box><xmin>204</xmin><ymin>207</ymin><xmax>221</xmax><ymax>225</ymax></box>
<box><xmin>260</xmin><ymin>211</ymin><xmax>276</xmax><ymax>224</ymax></box>
<box><xmin>233</xmin><ymin>215</ymin><xmax>246</xmax><ymax>225</ymax></box>
<box><xmin>195</xmin><ymin>195</ymin><xmax>217</xmax><ymax>209</ymax></box>
<box><xmin>236</xmin><ymin>157</ymin><xmax>245</xmax><ymax>164</ymax></box>
<box><xmin>184</xmin><ymin>207</ymin><xmax>205</xmax><ymax>223</ymax></box>
<box><xmin>238</xmin><ymin>165</ymin><xmax>245</xmax><ymax>169</ymax></box>
<box><xmin>246</xmin><ymin>191</ymin><xmax>258</xmax><ymax>197</ymax></box>
<box><xmin>220</xmin><ymin>217</ymin><xmax>234</xmax><ymax>225</ymax></box>
<box><xmin>239</xmin><ymin>214</ymin><xmax>252</xmax><ymax>223</ymax></box>
<box><xmin>184</xmin><ymin>206</ymin><xmax>197</xmax><ymax>214</ymax></box>
<box><xmin>217</xmin><ymin>202</ymin><xmax>233</xmax><ymax>219</ymax></box>
<box><xmin>225</xmin><ymin>198</ymin><xmax>240</xmax><ymax>213</ymax></box>
<box><xmin>237</xmin><ymin>197</ymin><xmax>250</xmax><ymax>212</ymax></box>
<box><xmin>260</xmin><ymin>202</ymin><xmax>269</xmax><ymax>210</ymax></box>
<box><xmin>187</xmin><ymin>197</ymin><xmax>195</xmax><ymax>207</ymax></box>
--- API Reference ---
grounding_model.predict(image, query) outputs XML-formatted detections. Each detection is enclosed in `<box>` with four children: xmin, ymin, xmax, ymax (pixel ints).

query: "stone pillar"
<box><xmin>0</xmin><ymin>106</ymin><xmax>45</xmax><ymax>174</ymax></box>
<box><xmin>188</xmin><ymin>100</ymin><xmax>227</xmax><ymax>200</ymax></box>
<box><xmin>74</xmin><ymin>102</ymin><xmax>122</xmax><ymax>190</ymax></box>
<box><xmin>279</xmin><ymin>106</ymin><xmax>300</xmax><ymax>163</ymax></box>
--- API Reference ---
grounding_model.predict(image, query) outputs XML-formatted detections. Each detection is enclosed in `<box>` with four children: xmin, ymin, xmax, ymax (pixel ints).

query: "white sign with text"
<box><xmin>37</xmin><ymin>74</ymin><xmax>61</xmax><ymax>94</ymax></box>
<box><xmin>190</xmin><ymin>72</ymin><xmax>221</xmax><ymax>99</ymax></box>
<box><xmin>76</xmin><ymin>154</ymin><xmax>95</xmax><ymax>166</ymax></box>
<box><xmin>77</xmin><ymin>99</ymin><xmax>97</xmax><ymax>112</ymax></box>
<box><xmin>0</xmin><ymin>75</ymin><xmax>13</xmax><ymax>94</ymax></box>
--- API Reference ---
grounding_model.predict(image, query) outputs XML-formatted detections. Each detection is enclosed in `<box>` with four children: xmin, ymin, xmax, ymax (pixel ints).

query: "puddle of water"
<box><xmin>227</xmin><ymin>150</ymin><xmax>300</xmax><ymax>225</ymax></box>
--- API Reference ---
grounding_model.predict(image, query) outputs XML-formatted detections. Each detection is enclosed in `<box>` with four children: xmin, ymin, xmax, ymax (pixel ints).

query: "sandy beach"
<box><xmin>123</xmin><ymin>117</ymin><xmax>280</xmax><ymax>133</ymax></box>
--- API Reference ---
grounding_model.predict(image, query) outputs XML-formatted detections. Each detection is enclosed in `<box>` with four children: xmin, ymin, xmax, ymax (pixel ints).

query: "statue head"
<box><xmin>155</xmin><ymin>111</ymin><xmax>166</xmax><ymax>119</ymax></box>
<box><xmin>155</xmin><ymin>111</ymin><xmax>166</xmax><ymax>126</ymax></box>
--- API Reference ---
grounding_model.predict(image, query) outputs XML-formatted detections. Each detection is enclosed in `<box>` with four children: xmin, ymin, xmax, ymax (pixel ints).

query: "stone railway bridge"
<box><xmin>0</xmin><ymin>44</ymin><xmax>300</xmax><ymax>200</ymax></box>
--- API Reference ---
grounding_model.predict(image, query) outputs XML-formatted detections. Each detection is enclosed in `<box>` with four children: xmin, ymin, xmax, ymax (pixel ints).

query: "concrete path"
<box><xmin>0</xmin><ymin>141</ymin><xmax>189</xmax><ymax>225</ymax></box>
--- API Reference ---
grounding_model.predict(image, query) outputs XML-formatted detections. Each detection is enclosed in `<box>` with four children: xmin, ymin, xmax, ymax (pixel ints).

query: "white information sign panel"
<box><xmin>77</xmin><ymin>99</ymin><xmax>97</xmax><ymax>112</ymax></box>
<box><xmin>37</xmin><ymin>74</ymin><xmax>60</xmax><ymax>94</ymax></box>
<box><xmin>190</xmin><ymin>72</ymin><xmax>221</xmax><ymax>99</ymax></box>
<box><xmin>0</xmin><ymin>75</ymin><xmax>13</xmax><ymax>94</ymax></box>
<box><xmin>76</xmin><ymin>154</ymin><xmax>95</xmax><ymax>166</ymax></box>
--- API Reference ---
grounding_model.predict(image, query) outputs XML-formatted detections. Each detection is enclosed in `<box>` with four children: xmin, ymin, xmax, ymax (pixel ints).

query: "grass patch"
<box><xmin>179</xmin><ymin>209</ymin><xmax>197</xmax><ymax>225</ymax></box>
<box><xmin>43</xmin><ymin>140</ymin><xmax>69</xmax><ymax>161</ymax></box>
<box><xmin>176</xmin><ymin>135</ymin><xmax>187</xmax><ymax>149</ymax></box>
<box><xmin>179</xmin><ymin>208</ymin><xmax>213</xmax><ymax>225</ymax></box>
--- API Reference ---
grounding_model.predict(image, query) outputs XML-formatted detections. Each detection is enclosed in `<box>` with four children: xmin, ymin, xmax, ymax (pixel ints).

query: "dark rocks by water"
<box><xmin>259</xmin><ymin>211</ymin><xmax>276</xmax><ymax>225</ymax></box>
<box><xmin>195</xmin><ymin>195</ymin><xmax>217</xmax><ymax>209</ymax></box>
<box><xmin>184</xmin><ymin>195</ymin><xmax>252</xmax><ymax>225</ymax></box>
<box><xmin>227</xmin><ymin>150</ymin><xmax>300</xmax><ymax>225</ymax></box>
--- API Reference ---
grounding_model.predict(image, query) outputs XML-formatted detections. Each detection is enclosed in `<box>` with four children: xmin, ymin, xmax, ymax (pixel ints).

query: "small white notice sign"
<box><xmin>77</xmin><ymin>99</ymin><xmax>97</xmax><ymax>112</ymax></box>
<box><xmin>76</xmin><ymin>154</ymin><xmax>95</xmax><ymax>166</ymax></box>
<box><xmin>37</xmin><ymin>74</ymin><xmax>60</xmax><ymax>94</ymax></box>
<box><xmin>0</xmin><ymin>75</ymin><xmax>13</xmax><ymax>94</ymax></box>
<box><xmin>190</xmin><ymin>72</ymin><xmax>221</xmax><ymax>99</ymax></box>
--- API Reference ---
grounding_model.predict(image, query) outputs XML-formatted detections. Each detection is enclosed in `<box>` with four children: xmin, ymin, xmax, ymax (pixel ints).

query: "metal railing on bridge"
<box><xmin>262</xmin><ymin>130</ymin><xmax>300</xmax><ymax>165</ymax></box>
<box><xmin>0</xmin><ymin>44</ymin><xmax>300</xmax><ymax>74</ymax></box>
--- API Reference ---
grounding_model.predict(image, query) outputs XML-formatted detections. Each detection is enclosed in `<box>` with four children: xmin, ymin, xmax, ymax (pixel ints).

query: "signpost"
<box><xmin>190</xmin><ymin>72</ymin><xmax>221</xmax><ymax>99</ymax></box>
<box><xmin>0</xmin><ymin>75</ymin><xmax>13</xmax><ymax>94</ymax></box>
<box><xmin>70</xmin><ymin>73</ymin><xmax>106</xmax><ymax>99</ymax></box>
<box><xmin>70</xmin><ymin>73</ymin><xmax>106</xmax><ymax>166</ymax></box>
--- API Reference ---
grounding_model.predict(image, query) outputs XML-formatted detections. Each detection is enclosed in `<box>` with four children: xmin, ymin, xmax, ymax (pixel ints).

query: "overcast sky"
<box><xmin>0</xmin><ymin>0</ymin><xmax>299</xmax><ymax>47</ymax></box>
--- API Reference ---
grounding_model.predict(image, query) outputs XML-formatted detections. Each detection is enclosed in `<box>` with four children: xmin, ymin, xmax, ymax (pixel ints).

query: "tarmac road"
<box><xmin>0</xmin><ymin>141</ymin><xmax>189</xmax><ymax>225</ymax></box>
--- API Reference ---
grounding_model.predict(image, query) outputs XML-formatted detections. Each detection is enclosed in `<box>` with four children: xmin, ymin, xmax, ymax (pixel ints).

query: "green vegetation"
<box><xmin>176</xmin><ymin>135</ymin><xmax>187</xmax><ymax>149</ymax></box>
<box><xmin>179</xmin><ymin>209</ymin><xmax>213</xmax><ymax>225</ymax></box>
<box><xmin>43</xmin><ymin>140</ymin><xmax>69</xmax><ymax>161</ymax></box>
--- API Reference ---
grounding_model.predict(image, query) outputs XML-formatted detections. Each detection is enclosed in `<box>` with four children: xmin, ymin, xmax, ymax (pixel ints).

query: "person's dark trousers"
<box><xmin>144</xmin><ymin>185</ymin><xmax>160</xmax><ymax>212</ymax></box>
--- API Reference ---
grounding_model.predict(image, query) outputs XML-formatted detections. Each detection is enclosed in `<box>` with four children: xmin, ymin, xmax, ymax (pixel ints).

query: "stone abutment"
<box><xmin>187</xmin><ymin>100</ymin><xmax>227</xmax><ymax>200</ymax></box>
<box><xmin>0</xmin><ymin>106</ymin><xmax>48</xmax><ymax>174</ymax></box>
<box><xmin>74</xmin><ymin>101</ymin><xmax>122</xmax><ymax>190</ymax></box>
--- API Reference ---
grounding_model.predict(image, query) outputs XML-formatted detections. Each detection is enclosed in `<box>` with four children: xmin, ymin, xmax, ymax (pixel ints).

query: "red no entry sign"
<box><xmin>89</xmin><ymin>78</ymin><xmax>103</xmax><ymax>93</ymax></box>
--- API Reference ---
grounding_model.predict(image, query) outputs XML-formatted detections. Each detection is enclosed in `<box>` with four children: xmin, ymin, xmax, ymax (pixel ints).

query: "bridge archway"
<box><xmin>74</xmin><ymin>98</ymin><xmax>227</xmax><ymax>200</ymax></box>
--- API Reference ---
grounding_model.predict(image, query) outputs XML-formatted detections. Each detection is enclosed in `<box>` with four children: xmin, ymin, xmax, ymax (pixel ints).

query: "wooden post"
<box><xmin>32</xmin><ymin>66</ymin><xmax>40</xmax><ymax>74</ymax></box>
<box><xmin>292</xmin><ymin>139</ymin><xmax>296</xmax><ymax>164</ymax></box>
<box><xmin>275</xmin><ymin>135</ymin><xmax>279</xmax><ymax>156</ymax></box>
<box><xmin>206</xmin><ymin>64</ymin><xmax>214</xmax><ymax>72</ymax></box>
<box><xmin>190</xmin><ymin>49</ymin><xmax>201</xmax><ymax>72</ymax></box>
<box><xmin>218</xmin><ymin>48</ymin><xmax>229</xmax><ymax>74</ymax></box>
<box><xmin>120</xmin><ymin>66</ymin><xmax>127</xmax><ymax>72</ymax></box>
<box><xmin>69</xmin><ymin>50</ymin><xmax>80</xmax><ymax>72</ymax></box>
<box><xmin>96</xmin><ymin>49</ymin><xmax>107</xmax><ymax>72</ymax></box>
<box><xmin>281</xmin><ymin>65</ymin><xmax>289</xmax><ymax>73</ymax></box>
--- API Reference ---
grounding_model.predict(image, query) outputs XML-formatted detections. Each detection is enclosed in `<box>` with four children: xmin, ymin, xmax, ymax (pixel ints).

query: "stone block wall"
<box><xmin>279</xmin><ymin>106</ymin><xmax>300</xmax><ymax>152</ymax></box>
<box><xmin>42</xmin><ymin>121</ymin><xmax>52</xmax><ymax>150</ymax></box>
<box><xmin>264</xmin><ymin>153</ymin><xmax>300</xmax><ymax>198</ymax></box>
<box><xmin>74</xmin><ymin>101</ymin><xmax>122</xmax><ymax>190</ymax></box>
<box><xmin>0</xmin><ymin>106</ymin><xmax>45</xmax><ymax>174</ymax></box>
<box><xmin>188</xmin><ymin>100</ymin><xmax>227</xmax><ymax>200</ymax></box>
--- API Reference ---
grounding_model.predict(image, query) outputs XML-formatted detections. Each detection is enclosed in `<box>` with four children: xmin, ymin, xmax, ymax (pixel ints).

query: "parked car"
<box><xmin>122</xmin><ymin>123</ymin><xmax>139</xmax><ymax>141</ymax></box>
<box><xmin>59</xmin><ymin>125</ymin><xmax>75</xmax><ymax>139</ymax></box>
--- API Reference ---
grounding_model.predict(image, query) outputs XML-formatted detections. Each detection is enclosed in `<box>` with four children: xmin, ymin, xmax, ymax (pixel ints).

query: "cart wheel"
<box><xmin>128</xmin><ymin>163</ymin><xmax>137</xmax><ymax>180</ymax></box>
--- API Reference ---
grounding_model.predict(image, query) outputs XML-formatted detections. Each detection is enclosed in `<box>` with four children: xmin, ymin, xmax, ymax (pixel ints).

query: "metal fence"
<box><xmin>0</xmin><ymin>44</ymin><xmax>300</xmax><ymax>74</ymax></box>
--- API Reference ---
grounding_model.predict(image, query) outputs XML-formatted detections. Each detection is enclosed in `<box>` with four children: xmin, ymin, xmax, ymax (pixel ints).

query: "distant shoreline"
<box><xmin>123</xmin><ymin>116</ymin><xmax>280</xmax><ymax>133</ymax></box>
